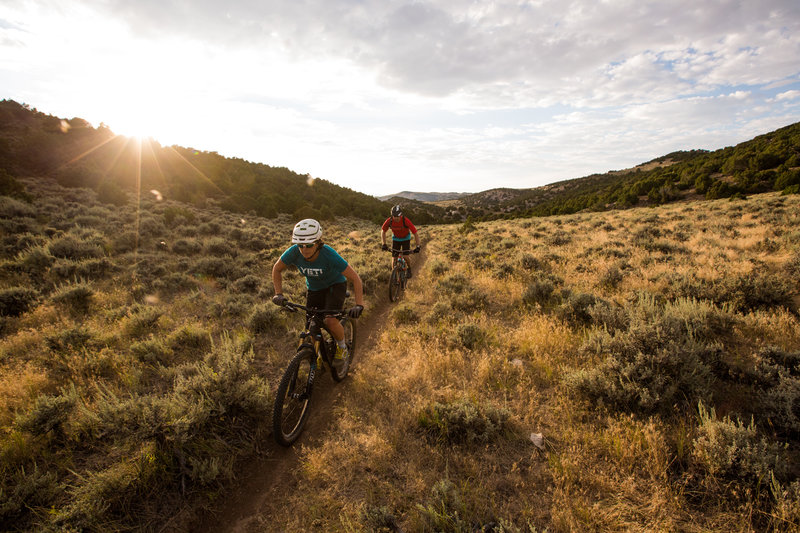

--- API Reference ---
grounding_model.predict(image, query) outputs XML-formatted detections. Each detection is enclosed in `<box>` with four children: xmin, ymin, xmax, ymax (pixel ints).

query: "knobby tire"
<box><xmin>272</xmin><ymin>346</ymin><xmax>316</xmax><ymax>446</ymax></box>
<box><xmin>389</xmin><ymin>266</ymin><xmax>402</xmax><ymax>302</ymax></box>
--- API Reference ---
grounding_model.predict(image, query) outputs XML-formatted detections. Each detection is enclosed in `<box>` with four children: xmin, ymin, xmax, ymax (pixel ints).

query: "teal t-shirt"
<box><xmin>280</xmin><ymin>244</ymin><xmax>348</xmax><ymax>291</ymax></box>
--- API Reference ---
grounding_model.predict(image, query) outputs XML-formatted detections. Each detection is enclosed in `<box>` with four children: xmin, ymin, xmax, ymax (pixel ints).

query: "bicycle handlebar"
<box><xmin>281</xmin><ymin>301</ymin><xmax>348</xmax><ymax>316</ymax></box>
<box><xmin>386</xmin><ymin>248</ymin><xmax>418</xmax><ymax>255</ymax></box>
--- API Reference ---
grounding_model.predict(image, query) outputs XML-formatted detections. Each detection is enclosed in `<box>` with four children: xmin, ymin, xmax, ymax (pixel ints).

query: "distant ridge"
<box><xmin>378</xmin><ymin>191</ymin><xmax>470</xmax><ymax>202</ymax></box>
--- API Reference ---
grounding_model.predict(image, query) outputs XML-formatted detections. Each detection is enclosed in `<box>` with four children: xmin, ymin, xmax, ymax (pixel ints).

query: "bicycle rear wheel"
<box><xmin>330</xmin><ymin>318</ymin><xmax>356</xmax><ymax>382</ymax></box>
<box><xmin>389</xmin><ymin>266</ymin><xmax>402</xmax><ymax>302</ymax></box>
<box><xmin>272</xmin><ymin>346</ymin><xmax>315</xmax><ymax>446</ymax></box>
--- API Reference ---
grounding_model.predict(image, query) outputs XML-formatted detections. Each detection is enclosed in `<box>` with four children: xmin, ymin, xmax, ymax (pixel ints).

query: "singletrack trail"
<box><xmin>183</xmin><ymin>249</ymin><xmax>428</xmax><ymax>533</ymax></box>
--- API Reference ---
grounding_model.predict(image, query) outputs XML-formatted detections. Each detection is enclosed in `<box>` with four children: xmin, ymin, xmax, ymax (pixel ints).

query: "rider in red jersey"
<box><xmin>380</xmin><ymin>205</ymin><xmax>421</xmax><ymax>277</ymax></box>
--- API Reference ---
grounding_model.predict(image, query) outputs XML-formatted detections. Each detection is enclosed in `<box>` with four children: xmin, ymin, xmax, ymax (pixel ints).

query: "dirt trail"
<box><xmin>185</xmin><ymin>250</ymin><xmax>428</xmax><ymax>533</ymax></box>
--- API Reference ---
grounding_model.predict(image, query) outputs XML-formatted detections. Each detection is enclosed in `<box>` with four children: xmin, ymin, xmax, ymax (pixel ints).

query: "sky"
<box><xmin>1</xmin><ymin>1</ymin><xmax>800</xmax><ymax>198</ymax></box>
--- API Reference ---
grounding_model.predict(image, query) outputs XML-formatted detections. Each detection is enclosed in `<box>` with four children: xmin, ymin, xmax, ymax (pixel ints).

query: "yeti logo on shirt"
<box><xmin>299</xmin><ymin>266</ymin><xmax>324</xmax><ymax>277</ymax></box>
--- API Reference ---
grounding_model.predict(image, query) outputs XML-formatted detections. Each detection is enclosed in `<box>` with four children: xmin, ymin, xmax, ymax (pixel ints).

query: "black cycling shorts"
<box><xmin>391</xmin><ymin>239</ymin><xmax>411</xmax><ymax>256</ymax></box>
<box><xmin>306</xmin><ymin>282</ymin><xmax>347</xmax><ymax>316</ymax></box>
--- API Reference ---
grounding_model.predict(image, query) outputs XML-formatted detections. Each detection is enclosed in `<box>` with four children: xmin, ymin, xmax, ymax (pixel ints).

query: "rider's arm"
<box><xmin>342</xmin><ymin>265</ymin><xmax>364</xmax><ymax>307</ymax></box>
<box><xmin>272</xmin><ymin>259</ymin><xmax>288</xmax><ymax>296</ymax></box>
<box><xmin>380</xmin><ymin>227</ymin><xmax>388</xmax><ymax>246</ymax></box>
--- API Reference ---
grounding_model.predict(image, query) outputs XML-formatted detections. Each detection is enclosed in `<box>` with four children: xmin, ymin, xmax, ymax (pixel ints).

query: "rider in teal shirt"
<box><xmin>272</xmin><ymin>219</ymin><xmax>364</xmax><ymax>360</ymax></box>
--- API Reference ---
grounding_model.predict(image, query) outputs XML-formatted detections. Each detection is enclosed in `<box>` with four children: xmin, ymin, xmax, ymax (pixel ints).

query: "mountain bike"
<box><xmin>272</xmin><ymin>301</ymin><xmax>357</xmax><ymax>446</ymax></box>
<box><xmin>388</xmin><ymin>248</ymin><xmax>414</xmax><ymax>302</ymax></box>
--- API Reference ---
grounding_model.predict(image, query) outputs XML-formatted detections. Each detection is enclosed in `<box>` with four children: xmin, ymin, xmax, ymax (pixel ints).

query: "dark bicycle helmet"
<box><xmin>391</xmin><ymin>205</ymin><xmax>402</xmax><ymax>217</ymax></box>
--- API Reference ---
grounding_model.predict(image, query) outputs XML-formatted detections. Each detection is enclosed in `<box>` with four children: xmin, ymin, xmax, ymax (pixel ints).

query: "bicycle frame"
<box><xmin>284</xmin><ymin>302</ymin><xmax>346</xmax><ymax>370</ymax></box>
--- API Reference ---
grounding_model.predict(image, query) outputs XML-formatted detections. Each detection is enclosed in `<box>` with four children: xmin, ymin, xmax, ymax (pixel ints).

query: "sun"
<box><xmin>100</xmin><ymin>97</ymin><xmax>163</xmax><ymax>141</ymax></box>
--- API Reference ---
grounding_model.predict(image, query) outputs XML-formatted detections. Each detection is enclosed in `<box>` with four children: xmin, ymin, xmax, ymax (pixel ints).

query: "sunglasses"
<box><xmin>297</xmin><ymin>243</ymin><xmax>316</xmax><ymax>249</ymax></box>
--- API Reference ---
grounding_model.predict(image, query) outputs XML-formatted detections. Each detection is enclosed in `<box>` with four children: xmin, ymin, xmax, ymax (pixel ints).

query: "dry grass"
<box><xmin>251</xmin><ymin>192</ymin><xmax>800</xmax><ymax>532</ymax></box>
<box><xmin>2</xmin><ymin>179</ymin><xmax>800</xmax><ymax>532</ymax></box>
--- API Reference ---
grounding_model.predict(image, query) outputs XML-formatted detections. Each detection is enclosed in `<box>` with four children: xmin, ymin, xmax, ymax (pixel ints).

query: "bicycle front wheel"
<box><xmin>272</xmin><ymin>346</ymin><xmax>316</xmax><ymax>446</ymax></box>
<box><xmin>330</xmin><ymin>318</ymin><xmax>357</xmax><ymax>382</ymax></box>
<box><xmin>389</xmin><ymin>266</ymin><xmax>402</xmax><ymax>302</ymax></box>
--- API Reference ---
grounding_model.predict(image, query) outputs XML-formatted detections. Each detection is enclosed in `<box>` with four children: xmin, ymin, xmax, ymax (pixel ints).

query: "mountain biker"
<box><xmin>380</xmin><ymin>205</ymin><xmax>421</xmax><ymax>277</ymax></box>
<box><xmin>272</xmin><ymin>218</ymin><xmax>364</xmax><ymax>361</ymax></box>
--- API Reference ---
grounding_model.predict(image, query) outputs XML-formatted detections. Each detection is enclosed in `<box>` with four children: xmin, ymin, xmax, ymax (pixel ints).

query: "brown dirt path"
<box><xmin>181</xmin><ymin>249</ymin><xmax>428</xmax><ymax>533</ymax></box>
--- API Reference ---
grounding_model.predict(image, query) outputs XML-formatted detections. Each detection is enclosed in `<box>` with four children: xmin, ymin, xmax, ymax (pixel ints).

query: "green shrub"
<box><xmin>0</xmin><ymin>287</ymin><xmax>39</xmax><ymax>317</ymax></box>
<box><xmin>130</xmin><ymin>338</ymin><xmax>173</xmax><ymax>364</ymax></box>
<box><xmin>13</xmin><ymin>245</ymin><xmax>54</xmax><ymax>276</ymax></box>
<box><xmin>153</xmin><ymin>272</ymin><xmax>198</xmax><ymax>294</ymax></box>
<box><xmin>0</xmin><ymin>196</ymin><xmax>36</xmax><ymax>219</ymax></box>
<box><xmin>770</xmin><ymin>478</ymin><xmax>800</xmax><ymax>529</ymax></box>
<box><xmin>191</xmin><ymin>257</ymin><xmax>233</xmax><ymax>278</ymax></box>
<box><xmin>415</xmin><ymin>479</ymin><xmax>469</xmax><ymax>532</ymax></box>
<box><xmin>426</xmin><ymin>301</ymin><xmax>452</xmax><ymax>324</ymax></box>
<box><xmin>0</xmin><ymin>465</ymin><xmax>60</xmax><ymax>527</ymax></box>
<box><xmin>670</xmin><ymin>271</ymin><xmax>796</xmax><ymax>313</ymax></box>
<box><xmin>437</xmin><ymin>273</ymin><xmax>471</xmax><ymax>294</ymax></box>
<box><xmin>565</xmin><ymin>295</ymin><xmax>724</xmax><ymax>413</ymax></box>
<box><xmin>449</xmin><ymin>288</ymin><xmax>489</xmax><ymax>312</ymax></box>
<box><xmin>392</xmin><ymin>303</ymin><xmax>419</xmax><ymax>325</ymax></box>
<box><xmin>110</xmin><ymin>231</ymin><xmax>138</xmax><ymax>254</ymax></box>
<box><xmin>697</xmin><ymin>271</ymin><xmax>796</xmax><ymax>313</ymax></box>
<box><xmin>428</xmin><ymin>259</ymin><xmax>449</xmax><ymax>276</ymax></box>
<box><xmin>51</xmin><ymin>281</ymin><xmax>94</xmax><ymax>314</ymax></box>
<box><xmin>171</xmin><ymin>238</ymin><xmax>202</xmax><ymax>256</ymax></box>
<box><xmin>51</xmin><ymin>257</ymin><xmax>114</xmax><ymax>280</ymax></box>
<box><xmin>753</xmin><ymin>347</ymin><xmax>800</xmax><ymax>436</ymax></box>
<box><xmin>123</xmin><ymin>307</ymin><xmax>162</xmax><ymax>337</ymax></box>
<box><xmin>546</xmin><ymin>231</ymin><xmax>571</xmax><ymax>246</ymax></box>
<box><xmin>360</xmin><ymin>505</ymin><xmax>400</xmax><ymax>532</ymax></box>
<box><xmin>75</xmin><ymin>336</ymin><xmax>271</xmax><ymax>524</ymax></box>
<box><xmin>45</xmin><ymin>326</ymin><xmax>95</xmax><ymax>352</ymax></box>
<box><xmin>48</xmin><ymin>236</ymin><xmax>105</xmax><ymax>260</ymax></box>
<box><xmin>587</xmin><ymin>300</ymin><xmax>629</xmax><ymax>333</ymax></box>
<box><xmin>492</xmin><ymin>262</ymin><xmax>515</xmax><ymax>279</ymax></box>
<box><xmin>16</xmin><ymin>386</ymin><xmax>78</xmax><ymax>438</ymax></box>
<box><xmin>521</xmin><ymin>273</ymin><xmax>562</xmax><ymax>308</ymax></box>
<box><xmin>167</xmin><ymin>324</ymin><xmax>210</xmax><ymax>356</ymax></box>
<box><xmin>97</xmin><ymin>181</ymin><xmax>128</xmax><ymax>206</ymax></box>
<box><xmin>418</xmin><ymin>399</ymin><xmax>510</xmax><ymax>446</ymax></box>
<box><xmin>459</xmin><ymin>218</ymin><xmax>476</xmax><ymax>234</ymax></box>
<box><xmin>556</xmin><ymin>291</ymin><xmax>603</xmax><ymax>326</ymax></box>
<box><xmin>599</xmin><ymin>265</ymin><xmax>624</xmax><ymax>289</ymax></box>
<box><xmin>138</xmin><ymin>216</ymin><xmax>165</xmax><ymax>237</ymax></box>
<box><xmin>692</xmin><ymin>402</ymin><xmax>786</xmax><ymax>482</ymax></box>
<box><xmin>204</xmin><ymin>238</ymin><xmax>235</xmax><ymax>257</ymax></box>
<box><xmin>231</xmin><ymin>274</ymin><xmax>261</xmax><ymax>293</ymax></box>
<box><xmin>210</xmin><ymin>294</ymin><xmax>254</xmax><ymax>319</ymax></box>
<box><xmin>247</xmin><ymin>304</ymin><xmax>283</xmax><ymax>334</ymax></box>
<box><xmin>520</xmin><ymin>253</ymin><xmax>546</xmax><ymax>271</ymax></box>
<box><xmin>453</xmin><ymin>322</ymin><xmax>488</xmax><ymax>350</ymax></box>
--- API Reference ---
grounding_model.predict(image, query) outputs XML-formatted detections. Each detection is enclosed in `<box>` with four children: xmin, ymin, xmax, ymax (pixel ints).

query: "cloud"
<box><xmin>775</xmin><ymin>90</ymin><xmax>800</xmax><ymax>101</ymax></box>
<box><xmin>61</xmin><ymin>1</ymin><xmax>797</xmax><ymax>101</ymax></box>
<box><xmin>2</xmin><ymin>0</ymin><xmax>799</xmax><ymax>196</ymax></box>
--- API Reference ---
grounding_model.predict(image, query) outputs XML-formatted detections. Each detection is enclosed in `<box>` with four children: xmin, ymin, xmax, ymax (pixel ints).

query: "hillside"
<box><xmin>445</xmin><ymin>134</ymin><xmax>800</xmax><ymax>220</ymax></box>
<box><xmin>0</xmin><ymin>100</ymin><xmax>415</xmax><ymax>224</ymax></box>
<box><xmin>378</xmin><ymin>191</ymin><xmax>470</xmax><ymax>202</ymax></box>
<box><xmin>3</xmin><ymin>99</ymin><xmax>799</xmax><ymax>228</ymax></box>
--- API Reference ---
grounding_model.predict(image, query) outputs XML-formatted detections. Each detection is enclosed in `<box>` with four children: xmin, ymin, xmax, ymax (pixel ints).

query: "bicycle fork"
<box><xmin>293</xmin><ymin>336</ymin><xmax>321</xmax><ymax>400</ymax></box>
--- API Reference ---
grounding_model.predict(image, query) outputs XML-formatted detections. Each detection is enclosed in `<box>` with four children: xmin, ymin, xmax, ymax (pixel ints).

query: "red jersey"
<box><xmin>381</xmin><ymin>216</ymin><xmax>417</xmax><ymax>240</ymax></box>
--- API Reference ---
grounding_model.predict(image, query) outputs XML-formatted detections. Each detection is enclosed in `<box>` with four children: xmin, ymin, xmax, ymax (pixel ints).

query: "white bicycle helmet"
<box><xmin>292</xmin><ymin>218</ymin><xmax>322</xmax><ymax>244</ymax></box>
